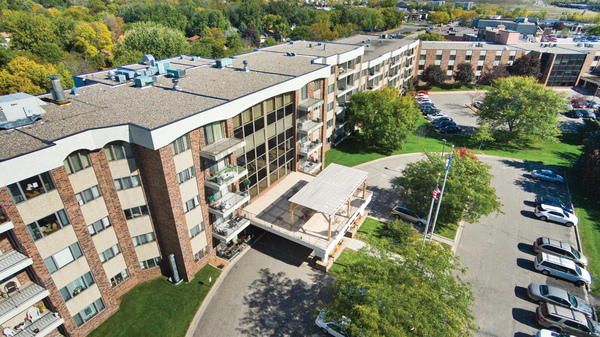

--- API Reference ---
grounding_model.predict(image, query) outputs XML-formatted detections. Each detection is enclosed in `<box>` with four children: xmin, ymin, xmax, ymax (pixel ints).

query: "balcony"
<box><xmin>368</xmin><ymin>82</ymin><xmax>381</xmax><ymax>90</ymax></box>
<box><xmin>337</xmin><ymin>67</ymin><xmax>357</xmax><ymax>80</ymax></box>
<box><xmin>205</xmin><ymin>166</ymin><xmax>248</xmax><ymax>191</ymax></box>
<box><xmin>299</xmin><ymin>160</ymin><xmax>321</xmax><ymax>175</ymax></box>
<box><xmin>0</xmin><ymin>209</ymin><xmax>13</xmax><ymax>235</ymax></box>
<box><xmin>336</xmin><ymin>84</ymin><xmax>355</xmax><ymax>98</ymax></box>
<box><xmin>13</xmin><ymin>311</ymin><xmax>64</xmax><ymax>337</ymax></box>
<box><xmin>298</xmin><ymin>140</ymin><xmax>322</xmax><ymax>157</ymax></box>
<box><xmin>297</xmin><ymin>98</ymin><xmax>324</xmax><ymax>113</ymax></box>
<box><xmin>208</xmin><ymin>191</ymin><xmax>251</xmax><ymax>218</ymax></box>
<box><xmin>0</xmin><ymin>251</ymin><xmax>32</xmax><ymax>281</ymax></box>
<box><xmin>297</xmin><ymin>119</ymin><xmax>323</xmax><ymax>135</ymax></box>
<box><xmin>335</xmin><ymin>105</ymin><xmax>345</xmax><ymax>115</ymax></box>
<box><xmin>0</xmin><ymin>283</ymin><xmax>50</xmax><ymax>325</ymax></box>
<box><xmin>199</xmin><ymin>138</ymin><xmax>246</xmax><ymax>162</ymax></box>
<box><xmin>212</xmin><ymin>216</ymin><xmax>251</xmax><ymax>243</ymax></box>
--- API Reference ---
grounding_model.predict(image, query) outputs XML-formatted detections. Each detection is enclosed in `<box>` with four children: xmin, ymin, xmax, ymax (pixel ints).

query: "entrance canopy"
<box><xmin>289</xmin><ymin>163</ymin><xmax>368</xmax><ymax>216</ymax></box>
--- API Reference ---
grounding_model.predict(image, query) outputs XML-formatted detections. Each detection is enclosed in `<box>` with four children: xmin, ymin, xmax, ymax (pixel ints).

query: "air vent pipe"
<box><xmin>48</xmin><ymin>75</ymin><xmax>68</xmax><ymax>105</ymax></box>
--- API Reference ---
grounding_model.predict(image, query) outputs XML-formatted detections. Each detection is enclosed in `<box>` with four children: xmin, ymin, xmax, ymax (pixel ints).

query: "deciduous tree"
<box><xmin>421</xmin><ymin>64</ymin><xmax>446</xmax><ymax>86</ymax></box>
<box><xmin>113</xmin><ymin>22</ymin><xmax>189</xmax><ymax>61</ymax></box>
<box><xmin>507</xmin><ymin>53</ymin><xmax>541</xmax><ymax>78</ymax></box>
<box><xmin>348</xmin><ymin>87</ymin><xmax>421</xmax><ymax>154</ymax></box>
<box><xmin>453</xmin><ymin>62</ymin><xmax>475</xmax><ymax>84</ymax></box>
<box><xmin>396</xmin><ymin>149</ymin><xmax>502</xmax><ymax>227</ymax></box>
<box><xmin>475</xmin><ymin>76</ymin><xmax>565</xmax><ymax>142</ymax></box>
<box><xmin>417</xmin><ymin>32</ymin><xmax>446</xmax><ymax>41</ymax></box>
<box><xmin>478</xmin><ymin>64</ymin><xmax>509</xmax><ymax>85</ymax></box>
<box><xmin>429</xmin><ymin>11</ymin><xmax>451</xmax><ymax>24</ymax></box>
<box><xmin>0</xmin><ymin>56</ymin><xmax>73</xmax><ymax>95</ymax></box>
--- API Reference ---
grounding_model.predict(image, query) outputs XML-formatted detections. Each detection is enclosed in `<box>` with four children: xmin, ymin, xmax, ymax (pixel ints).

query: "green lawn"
<box><xmin>356</xmin><ymin>217</ymin><xmax>386</xmax><ymax>240</ymax></box>
<box><xmin>89</xmin><ymin>265</ymin><xmax>221</xmax><ymax>337</ymax></box>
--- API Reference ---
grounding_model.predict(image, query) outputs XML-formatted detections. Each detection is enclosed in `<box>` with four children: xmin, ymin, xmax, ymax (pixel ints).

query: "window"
<box><xmin>595</xmin><ymin>56</ymin><xmax>600</xmax><ymax>61</ymax></box>
<box><xmin>326</xmin><ymin>136</ymin><xmax>331</xmax><ymax>144</ymax></box>
<box><xmin>88</xmin><ymin>216</ymin><xmax>111</xmax><ymax>236</ymax></box>
<box><xmin>465</xmin><ymin>55</ymin><xmax>472</xmax><ymax>61</ymax></box>
<box><xmin>327</xmin><ymin>119</ymin><xmax>333</xmax><ymax>128</ymax></box>
<box><xmin>8</xmin><ymin>172</ymin><xmax>55</xmax><ymax>204</ymax></box>
<box><xmin>328</xmin><ymin>83</ymin><xmax>335</xmax><ymax>94</ymax></box>
<box><xmin>99</xmin><ymin>244</ymin><xmax>121</xmax><ymax>263</ymax></box>
<box><xmin>177</xmin><ymin>166</ymin><xmax>195</xmax><ymax>184</ymax></box>
<box><xmin>447</xmin><ymin>65</ymin><xmax>454</xmax><ymax>71</ymax></box>
<box><xmin>104</xmin><ymin>142</ymin><xmax>133</xmax><ymax>161</ymax></box>
<box><xmin>204</xmin><ymin>122</ymin><xmax>224</xmax><ymax>145</ymax></box>
<box><xmin>313</xmin><ymin>80</ymin><xmax>321</xmax><ymax>91</ymax></box>
<box><xmin>420</xmin><ymin>55</ymin><xmax>426</xmax><ymax>60</ymax></box>
<box><xmin>123</xmin><ymin>205</ymin><xmax>149</xmax><ymax>220</ymax></box>
<box><xmin>75</xmin><ymin>185</ymin><xmax>102</xmax><ymax>206</ymax></box>
<box><xmin>183</xmin><ymin>195</ymin><xmax>200</xmax><ymax>213</ymax></box>
<box><xmin>171</xmin><ymin>134</ymin><xmax>191</xmax><ymax>155</ymax></box>
<box><xmin>509</xmin><ymin>56</ymin><xmax>515</xmax><ymax>61</ymax></box>
<box><xmin>354</xmin><ymin>73</ymin><xmax>359</xmax><ymax>81</ymax></box>
<box><xmin>73</xmin><ymin>298</ymin><xmax>105</xmax><ymax>327</ymax></box>
<box><xmin>479</xmin><ymin>55</ymin><xmax>486</xmax><ymax>61</ymax></box>
<box><xmin>114</xmin><ymin>175</ymin><xmax>141</xmax><ymax>190</ymax></box>
<box><xmin>435</xmin><ymin>55</ymin><xmax>442</xmax><ymax>60</ymax></box>
<box><xmin>327</xmin><ymin>102</ymin><xmax>334</xmax><ymax>111</ymax></box>
<box><xmin>44</xmin><ymin>243</ymin><xmax>83</xmax><ymax>273</ymax></box>
<box><xmin>140</xmin><ymin>257</ymin><xmax>161</xmax><ymax>270</ymax></box>
<box><xmin>110</xmin><ymin>269</ymin><xmax>129</xmax><ymax>288</ymax></box>
<box><xmin>27</xmin><ymin>209</ymin><xmax>70</xmax><ymax>241</ymax></box>
<box><xmin>132</xmin><ymin>232</ymin><xmax>156</xmax><ymax>246</ymax></box>
<box><xmin>189</xmin><ymin>222</ymin><xmax>205</xmax><ymax>238</ymax></box>
<box><xmin>59</xmin><ymin>272</ymin><xmax>95</xmax><ymax>302</ymax></box>
<box><xmin>476</xmin><ymin>66</ymin><xmax>483</xmax><ymax>71</ymax></box>
<box><xmin>362</xmin><ymin>69</ymin><xmax>367</xmax><ymax>77</ymax></box>
<box><xmin>449</xmin><ymin>55</ymin><xmax>456</xmax><ymax>61</ymax></box>
<box><xmin>495</xmin><ymin>55</ymin><xmax>501</xmax><ymax>61</ymax></box>
<box><xmin>194</xmin><ymin>246</ymin><xmax>209</xmax><ymax>262</ymax></box>
<box><xmin>64</xmin><ymin>151</ymin><xmax>91</xmax><ymax>174</ymax></box>
<box><xmin>418</xmin><ymin>65</ymin><xmax>424</xmax><ymax>70</ymax></box>
<box><xmin>300</xmin><ymin>84</ymin><xmax>308</xmax><ymax>100</ymax></box>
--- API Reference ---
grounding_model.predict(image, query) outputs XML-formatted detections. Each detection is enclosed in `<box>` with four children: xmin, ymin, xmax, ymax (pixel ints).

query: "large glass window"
<box><xmin>99</xmin><ymin>244</ymin><xmax>121</xmax><ymax>263</ymax></box>
<box><xmin>27</xmin><ymin>209</ymin><xmax>70</xmax><ymax>241</ymax></box>
<box><xmin>104</xmin><ymin>142</ymin><xmax>133</xmax><ymax>161</ymax></box>
<box><xmin>132</xmin><ymin>232</ymin><xmax>156</xmax><ymax>246</ymax></box>
<box><xmin>171</xmin><ymin>134</ymin><xmax>191</xmax><ymax>155</ymax></box>
<box><xmin>75</xmin><ymin>185</ymin><xmax>102</xmax><ymax>206</ymax></box>
<box><xmin>44</xmin><ymin>243</ymin><xmax>83</xmax><ymax>273</ymax></box>
<box><xmin>123</xmin><ymin>205</ymin><xmax>149</xmax><ymax>220</ymax></box>
<box><xmin>59</xmin><ymin>272</ymin><xmax>95</xmax><ymax>302</ymax></box>
<box><xmin>88</xmin><ymin>216</ymin><xmax>111</xmax><ymax>236</ymax></box>
<box><xmin>189</xmin><ymin>222</ymin><xmax>204</xmax><ymax>238</ymax></box>
<box><xmin>183</xmin><ymin>196</ymin><xmax>200</xmax><ymax>213</ymax></box>
<box><xmin>140</xmin><ymin>257</ymin><xmax>161</xmax><ymax>270</ymax></box>
<box><xmin>204</xmin><ymin>122</ymin><xmax>224</xmax><ymax>145</ymax></box>
<box><xmin>64</xmin><ymin>150</ymin><xmax>91</xmax><ymax>174</ymax></box>
<box><xmin>8</xmin><ymin>172</ymin><xmax>55</xmax><ymax>204</ymax></box>
<box><xmin>114</xmin><ymin>174</ymin><xmax>141</xmax><ymax>190</ymax></box>
<box><xmin>110</xmin><ymin>269</ymin><xmax>129</xmax><ymax>288</ymax></box>
<box><xmin>73</xmin><ymin>298</ymin><xmax>105</xmax><ymax>326</ymax></box>
<box><xmin>300</xmin><ymin>85</ymin><xmax>308</xmax><ymax>100</ymax></box>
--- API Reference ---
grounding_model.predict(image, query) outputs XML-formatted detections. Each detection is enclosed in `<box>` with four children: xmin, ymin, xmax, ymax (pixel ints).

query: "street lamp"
<box><xmin>441</xmin><ymin>139</ymin><xmax>447</xmax><ymax>157</ymax></box>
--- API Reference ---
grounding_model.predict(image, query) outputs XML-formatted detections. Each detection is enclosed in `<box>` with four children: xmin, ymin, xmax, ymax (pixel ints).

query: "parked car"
<box><xmin>431</xmin><ymin>116</ymin><xmax>452</xmax><ymax>124</ymax></box>
<box><xmin>427</xmin><ymin>112</ymin><xmax>448</xmax><ymax>120</ymax></box>
<box><xmin>581</xmin><ymin>110</ymin><xmax>597</xmax><ymax>120</ymax></box>
<box><xmin>534</xmin><ymin>205</ymin><xmax>579</xmax><ymax>227</ymax></box>
<box><xmin>414</xmin><ymin>90</ymin><xmax>429</xmax><ymax>95</ymax></box>
<box><xmin>434</xmin><ymin>120</ymin><xmax>456</xmax><ymax>129</ymax></box>
<box><xmin>566</xmin><ymin>109</ymin><xmax>584</xmax><ymax>118</ymax></box>
<box><xmin>527</xmin><ymin>283</ymin><xmax>595</xmax><ymax>319</ymax></box>
<box><xmin>534</xmin><ymin>252</ymin><xmax>592</xmax><ymax>286</ymax></box>
<box><xmin>417</xmin><ymin>98</ymin><xmax>432</xmax><ymax>104</ymax></box>
<box><xmin>531</xmin><ymin>169</ymin><xmax>564</xmax><ymax>183</ymax></box>
<box><xmin>391</xmin><ymin>205</ymin><xmax>426</xmax><ymax>226</ymax></box>
<box><xmin>315</xmin><ymin>310</ymin><xmax>350</xmax><ymax>337</ymax></box>
<box><xmin>419</xmin><ymin>103</ymin><xmax>435</xmax><ymax>111</ymax></box>
<box><xmin>535</xmin><ymin>195</ymin><xmax>573</xmax><ymax>213</ymax></box>
<box><xmin>414</xmin><ymin>94</ymin><xmax>428</xmax><ymax>99</ymax></box>
<box><xmin>421</xmin><ymin>105</ymin><xmax>439</xmax><ymax>114</ymax></box>
<box><xmin>473</xmin><ymin>101</ymin><xmax>483</xmax><ymax>108</ymax></box>
<box><xmin>586</xmin><ymin>100</ymin><xmax>600</xmax><ymax>109</ymax></box>
<box><xmin>536</xmin><ymin>303</ymin><xmax>600</xmax><ymax>336</ymax></box>
<box><xmin>534</xmin><ymin>237</ymin><xmax>588</xmax><ymax>266</ymax></box>
<box><xmin>439</xmin><ymin>125</ymin><xmax>462</xmax><ymax>134</ymax></box>
<box><xmin>536</xmin><ymin>330</ymin><xmax>576</xmax><ymax>337</ymax></box>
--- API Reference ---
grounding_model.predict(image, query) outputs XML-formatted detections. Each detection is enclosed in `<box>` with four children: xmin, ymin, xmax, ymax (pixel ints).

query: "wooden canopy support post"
<box><xmin>347</xmin><ymin>198</ymin><xmax>350</xmax><ymax>216</ymax></box>
<box><xmin>362</xmin><ymin>179</ymin><xmax>366</xmax><ymax>199</ymax></box>
<box><xmin>290</xmin><ymin>202</ymin><xmax>295</xmax><ymax>227</ymax></box>
<box><xmin>328</xmin><ymin>214</ymin><xmax>332</xmax><ymax>241</ymax></box>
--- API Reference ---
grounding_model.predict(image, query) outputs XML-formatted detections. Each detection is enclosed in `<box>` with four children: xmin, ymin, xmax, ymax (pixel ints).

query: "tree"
<box><xmin>396</xmin><ymin>149</ymin><xmax>502</xmax><ymax>227</ymax></box>
<box><xmin>586</xmin><ymin>25</ymin><xmax>600</xmax><ymax>36</ymax></box>
<box><xmin>0</xmin><ymin>56</ymin><xmax>73</xmax><ymax>95</ymax></box>
<box><xmin>113</xmin><ymin>23</ymin><xmax>189</xmax><ymax>61</ymax></box>
<box><xmin>475</xmin><ymin>76</ymin><xmax>566</xmax><ymax>143</ymax></box>
<box><xmin>309</xmin><ymin>22</ymin><xmax>338</xmax><ymax>41</ymax></box>
<box><xmin>453</xmin><ymin>62</ymin><xmax>475</xmax><ymax>84</ymax></box>
<box><xmin>473</xmin><ymin>125</ymin><xmax>495</xmax><ymax>150</ymax></box>
<box><xmin>348</xmin><ymin>87</ymin><xmax>421</xmax><ymax>154</ymax></box>
<box><xmin>478</xmin><ymin>64</ymin><xmax>509</xmax><ymax>85</ymax></box>
<box><xmin>421</xmin><ymin>65</ymin><xmax>446</xmax><ymax>86</ymax></box>
<box><xmin>324</xmin><ymin>222</ymin><xmax>477</xmax><ymax>337</ymax></box>
<box><xmin>552</xmin><ymin>21</ymin><xmax>565</xmax><ymax>31</ymax></box>
<box><xmin>507</xmin><ymin>53</ymin><xmax>541</xmax><ymax>78</ymax></box>
<box><xmin>417</xmin><ymin>32</ymin><xmax>446</xmax><ymax>41</ymax></box>
<box><xmin>263</xmin><ymin>14</ymin><xmax>290</xmax><ymax>41</ymax></box>
<box><xmin>262</xmin><ymin>37</ymin><xmax>277</xmax><ymax>47</ymax></box>
<box><xmin>188</xmin><ymin>9</ymin><xmax>231</xmax><ymax>37</ymax></box>
<box><xmin>241</xmin><ymin>28</ymin><xmax>260</xmax><ymax>48</ymax></box>
<box><xmin>381</xmin><ymin>7</ymin><xmax>403</xmax><ymax>30</ymax></box>
<box><xmin>429</xmin><ymin>11</ymin><xmax>451</xmax><ymax>24</ymax></box>
<box><xmin>290</xmin><ymin>25</ymin><xmax>314</xmax><ymax>41</ymax></box>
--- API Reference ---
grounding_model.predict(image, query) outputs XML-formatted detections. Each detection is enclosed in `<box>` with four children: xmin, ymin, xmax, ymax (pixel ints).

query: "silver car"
<box><xmin>534</xmin><ymin>252</ymin><xmax>592</xmax><ymax>287</ymax></box>
<box><xmin>534</xmin><ymin>237</ymin><xmax>588</xmax><ymax>266</ymax></box>
<box><xmin>527</xmin><ymin>283</ymin><xmax>595</xmax><ymax>319</ymax></box>
<box><xmin>390</xmin><ymin>205</ymin><xmax>426</xmax><ymax>226</ymax></box>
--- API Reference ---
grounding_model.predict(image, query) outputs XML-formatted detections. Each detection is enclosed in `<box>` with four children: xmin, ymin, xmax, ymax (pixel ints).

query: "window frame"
<box><xmin>64</xmin><ymin>150</ymin><xmax>92</xmax><ymax>174</ymax></box>
<box><xmin>8</xmin><ymin>172</ymin><xmax>56</xmax><ymax>204</ymax></box>
<box><xmin>104</xmin><ymin>142</ymin><xmax>133</xmax><ymax>162</ymax></box>
<box><xmin>44</xmin><ymin>243</ymin><xmax>83</xmax><ymax>274</ymax></box>
<box><xmin>27</xmin><ymin>209</ymin><xmax>70</xmax><ymax>241</ymax></box>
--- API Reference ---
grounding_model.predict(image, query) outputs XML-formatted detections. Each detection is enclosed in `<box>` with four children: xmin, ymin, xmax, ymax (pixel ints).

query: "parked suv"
<box><xmin>534</xmin><ymin>205</ymin><xmax>579</xmax><ymax>227</ymax></box>
<box><xmin>535</xmin><ymin>195</ymin><xmax>573</xmax><ymax>213</ymax></box>
<box><xmin>534</xmin><ymin>252</ymin><xmax>592</xmax><ymax>287</ymax></box>
<box><xmin>391</xmin><ymin>205</ymin><xmax>426</xmax><ymax>226</ymax></box>
<box><xmin>536</xmin><ymin>302</ymin><xmax>600</xmax><ymax>336</ymax></box>
<box><xmin>533</xmin><ymin>237</ymin><xmax>588</xmax><ymax>266</ymax></box>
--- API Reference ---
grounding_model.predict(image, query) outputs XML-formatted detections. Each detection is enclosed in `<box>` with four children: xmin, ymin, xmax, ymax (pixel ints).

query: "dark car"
<box><xmin>535</xmin><ymin>195</ymin><xmax>573</xmax><ymax>213</ymax></box>
<box><xmin>430</xmin><ymin>116</ymin><xmax>452</xmax><ymax>124</ymax></box>
<box><xmin>419</xmin><ymin>103</ymin><xmax>435</xmax><ymax>111</ymax></box>
<box><xmin>439</xmin><ymin>125</ymin><xmax>462</xmax><ymax>134</ymax></box>
<box><xmin>566</xmin><ymin>109</ymin><xmax>584</xmax><ymax>118</ymax></box>
<box><xmin>435</xmin><ymin>120</ymin><xmax>456</xmax><ymax>129</ymax></box>
<box><xmin>422</xmin><ymin>106</ymin><xmax>441</xmax><ymax>115</ymax></box>
<box><xmin>581</xmin><ymin>110</ymin><xmax>597</xmax><ymax>120</ymax></box>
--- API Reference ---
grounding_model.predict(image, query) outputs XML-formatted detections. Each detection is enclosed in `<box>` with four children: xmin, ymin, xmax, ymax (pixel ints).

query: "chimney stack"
<box><xmin>243</xmin><ymin>60</ymin><xmax>249</xmax><ymax>72</ymax></box>
<box><xmin>48</xmin><ymin>75</ymin><xmax>68</xmax><ymax>105</ymax></box>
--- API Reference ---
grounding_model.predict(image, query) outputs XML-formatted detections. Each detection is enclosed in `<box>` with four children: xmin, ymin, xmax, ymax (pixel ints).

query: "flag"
<box><xmin>432</xmin><ymin>184</ymin><xmax>441</xmax><ymax>200</ymax></box>
<box><xmin>445</xmin><ymin>153</ymin><xmax>453</xmax><ymax>170</ymax></box>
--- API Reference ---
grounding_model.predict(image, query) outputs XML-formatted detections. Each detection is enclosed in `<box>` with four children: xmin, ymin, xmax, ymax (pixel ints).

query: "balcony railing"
<box><xmin>299</xmin><ymin>160</ymin><xmax>321</xmax><ymax>175</ymax></box>
<box><xmin>0</xmin><ymin>208</ymin><xmax>13</xmax><ymax>236</ymax></box>
<box><xmin>205</xmin><ymin>166</ymin><xmax>248</xmax><ymax>191</ymax></box>
<box><xmin>0</xmin><ymin>250</ymin><xmax>32</xmax><ymax>281</ymax></box>
<box><xmin>208</xmin><ymin>191</ymin><xmax>251</xmax><ymax>218</ymax></box>
<box><xmin>298</xmin><ymin>140</ymin><xmax>322</xmax><ymax>157</ymax></box>
<box><xmin>338</xmin><ymin>67</ymin><xmax>357</xmax><ymax>80</ymax></box>
<box><xmin>199</xmin><ymin>138</ymin><xmax>246</xmax><ymax>161</ymax></box>
<box><xmin>0</xmin><ymin>282</ymin><xmax>50</xmax><ymax>325</ymax></box>
<box><xmin>13</xmin><ymin>311</ymin><xmax>64</xmax><ymax>337</ymax></box>
<box><xmin>212</xmin><ymin>216</ymin><xmax>251</xmax><ymax>243</ymax></box>
<box><xmin>297</xmin><ymin>119</ymin><xmax>323</xmax><ymax>135</ymax></box>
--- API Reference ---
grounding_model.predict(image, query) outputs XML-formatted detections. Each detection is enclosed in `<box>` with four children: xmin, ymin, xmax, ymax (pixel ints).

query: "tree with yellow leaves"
<box><xmin>0</xmin><ymin>56</ymin><xmax>73</xmax><ymax>95</ymax></box>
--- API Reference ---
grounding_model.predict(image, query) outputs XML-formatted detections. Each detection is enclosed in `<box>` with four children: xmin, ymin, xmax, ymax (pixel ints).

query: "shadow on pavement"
<box><xmin>517</xmin><ymin>243</ymin><xmax>536</xmax><ymax>256</ymax></box>
<box><xmin>514</xmin><ymin>285</ymin><xmax>532</xmax><ymax>303</ymax></box>
<box><xmin>366</xmin><ymin>185</ymin><xmax>400</xmax><ymax>220</ymax></box>
<box><xmin>237</xmin><ymin>268</ymin><xmax>333</xmax><ymax>337</ymax></box>
<box><xmin>523</xmin><ymin>200</ymin><xmax>536</xmax><ymax>208</ymax></box>
<box><xmin>520</xmin><ymin>210</ymin><xmax>538</xmax><ymax>220</ymax></box>
<box><xmin>251</xmin><ymin>231</ymin><xmax>314</xmax><ymax>268</ymax></box>
<box><xmin>512</xmin><ymin>308</ymin><xmax>541</xmax><ymax>330</ymax></box>
<box><xmin>514</xmin><ymin>333</ymin><xmax>533</xmax><ymax>337</ymax></box>
<box><xmin>516</xmin><ymin>258</ymin><xmax>536</xmax><ymax>272</ymax></box>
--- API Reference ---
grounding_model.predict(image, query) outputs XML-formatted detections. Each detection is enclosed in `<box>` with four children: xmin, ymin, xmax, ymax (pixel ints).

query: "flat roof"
<box><xmin>420</xmin><ymin>41</ymin><xmax>518</xmax><ymax>51</ymax></box>
<box><xmin>334</xmin><ymin>34</ymin><xmax>418</xmax><ymax>61</ymax></box>
<box><xmin>261</xmin><ymin>40</ymin><xmax>361</xmax><ymax>58</ymax></box>
<box><xmin>289</xmin><ymin>163</ymin><xmax>368</xmax><ymax>216</ymax></box>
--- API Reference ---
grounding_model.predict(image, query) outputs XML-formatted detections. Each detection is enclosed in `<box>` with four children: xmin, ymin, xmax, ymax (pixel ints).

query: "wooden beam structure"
<box><xmin>328</xmin><ymin>214</ymin><xmax>332</xmax><ymax>240</ymax></box>
<box><xmin>290</xmin><ymin>202</ymin><xmax>295</xmax><ymax>227</ymax></box>
<box><xmin>362</xmin><ymin>179</ymin><xmax>366</xmax><ymax>199</ymax></box>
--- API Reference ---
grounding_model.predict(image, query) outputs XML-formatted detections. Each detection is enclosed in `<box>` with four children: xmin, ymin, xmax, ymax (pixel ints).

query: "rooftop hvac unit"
<box><xmin>578</xmin><ymin>43</ymin><xmax>584</xmax><ymax>47</ymax></box>
<box><xmin>0</xmin><ymin>93</ymin><xmax>46</xmax><ymax>130</ymax></box>
<box><xmin>115</xmin><ymin>74</ymin><xmax>126</xmax><ymax>83</ymax></box>
<box><xmin>590</xmin><ymin>43</ymin><xmax>595</xmax><ymax>48</ymax></box>
<box><xmin>142</xmin><ymin>54</ymin><xmax>155</xmax><ymax>66</ymax></box>
<box><xmin>477</xmin><ymin>42</ymin><xmax>484</xmax><ymax>47</ymax></box>
<box><xmin>167</xmin><ymin>68</ymin><xmax>186</xmax><ymax>78</ymax></box>
<box><xmin>134</xmin><ymin>76</ymin><xmax>154</xmax><ymax>87</ymax></box>
<box><xmin>216</xmin><ymin>58</ymin><xmax>233</xmax><ymax>68</ymax></box>
<box><xmin>157</xmin><ymin>61</ymin><xmax>169</xmax><ymax>75</ymax></box>
<box><xmin>290</xmin><ymin>41</ymin><xmax>294</xmax><ymax>45</ymax></box>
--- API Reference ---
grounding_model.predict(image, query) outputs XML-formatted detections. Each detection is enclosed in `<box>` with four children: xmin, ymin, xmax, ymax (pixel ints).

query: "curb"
<box><xmin>452</xmin><ymin>221</ymin><xmax>465</xmax><ymax>254</ymax></box>
<box><xmin>184</xmin><ymin>232</ymin><xmax>265</xmax><ymax>337</ymax></box>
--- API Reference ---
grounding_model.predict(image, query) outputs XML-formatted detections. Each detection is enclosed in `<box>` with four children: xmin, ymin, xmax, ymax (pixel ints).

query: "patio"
<box><xmin>241</xmin><ymin>164</ymin><xmax>372</xmax><ymax>263</ymax></box>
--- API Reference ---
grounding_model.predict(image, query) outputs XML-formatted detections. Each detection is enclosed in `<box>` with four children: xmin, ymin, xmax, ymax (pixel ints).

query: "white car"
<box><xmin>414</xmin><ymin>93</ymin><xmax>428</xmax><ymax>99</ymax></box>
<box><xmin>417</xmin><ymin>98</ymin><xmax>432</xmax><ymax>104</ymax></box>
<box><xmin>315</xmin><ymin>311</ymin><xmax>350</xmax><ymax>337</ymax></box>
<box><xmin>427</xmin><ymin>113</ymin><xmax>448</xmax><ymax>121</ymax></box>
<box><xmin>535</xmin><ymin>205</ymin><xmax>579</xmax><ymax>227</ymax></box>
<box><xmin>531</xmin><ymin>169</ymin><xmax>564</xmax><ymax>183</ymax></box>
<box><xmin>536</xmin><ymin>329</ymin><xmax>576</xmax><ymax>337</ymax></box>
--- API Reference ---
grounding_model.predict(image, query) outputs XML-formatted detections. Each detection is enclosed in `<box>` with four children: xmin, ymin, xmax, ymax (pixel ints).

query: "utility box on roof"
<box><xmin>167</xmin><ymin>68</ymin><xmax>186</xmax><ymax>78</ymax></box>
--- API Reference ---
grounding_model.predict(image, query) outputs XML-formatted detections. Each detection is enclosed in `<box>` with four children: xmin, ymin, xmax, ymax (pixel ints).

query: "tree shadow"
<box><xmin>237</xmin><ymin>268</ymin><xmax>334</xmax><ymax>337</ymax></box>
<box><xmin>365</xmin><ymin>185</ymin><xmax>401</xmax><ymax>220</ymax></box>
<box><xmin>516</xmin><ymin>258</ymin><xmax>536</xmax><ymax>272</ymax></box>
<box><xmin>518</xmin><ymin>243</ymin><xmax>536</xmax><ymax>255</ymax></box>
<box><xmin>512</xmin><ymin>308</ymin><xmax>541</xmax><ymax>329</ymax></box>
<box><xmin>514</xmin><ymin>285</ymin><xmax>532</xmax><ymax>302</ymax></box>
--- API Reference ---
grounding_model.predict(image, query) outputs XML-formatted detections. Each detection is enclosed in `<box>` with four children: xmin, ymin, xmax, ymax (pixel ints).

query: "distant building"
<box><xmin>427</xmin><ymin>1</ymin><xmax>446</xmax><ymax>6</ymax></box>
<box><xmin>455</xmin><ymin>1</ymin><xmax>475</xmax><ymax>10</ymax></box>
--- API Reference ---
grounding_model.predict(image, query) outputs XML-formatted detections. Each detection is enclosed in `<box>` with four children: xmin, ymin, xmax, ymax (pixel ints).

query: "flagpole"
<box><xmin>429</xmin><ymin>145</ymin><xmax>454</xmax><ymax>243</ymax></box>
<box><xmin>423</xmin><ymin>173</ymin><xmax>441</xmax><ymax>246</ymax></box>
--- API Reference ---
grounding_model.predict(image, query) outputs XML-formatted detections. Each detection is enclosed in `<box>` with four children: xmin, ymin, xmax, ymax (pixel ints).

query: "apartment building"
<box><xmin>0</xmin><ymin>36</ymin><xmax>419</xmax><ymax>337</ymax></box>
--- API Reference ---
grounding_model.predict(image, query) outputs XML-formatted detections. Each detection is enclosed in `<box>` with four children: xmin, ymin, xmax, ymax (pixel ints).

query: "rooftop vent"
<box><xmin>379</xmin><ymin>40</ymin><xmax>384</xmax><ymax>43</ymax></box>
<box><xmin>142</xmin><ymin>54</ymin><xmax>156</xmax><ymax>66</ymax></box>
<box><xmin>166</xmin><ymin>68</ymin><xmax>186</xmax><ymax>78</ymax></box>
<box><xmin>172</xmin><ymin>78</ymin><xmax>182</xmax><ymax>91</ymax></box>
<box><xmin>290</xmin><ymin>41</ymin><xmax>294</xmax><ymax>45</ymax></box>
<box><xmin>71</xmin><ymin>87</ymin><xmax>79</xmax><ymax>95</ymax></box>
<box><xmin>180</xmin><ymin>55</ymin><xmax>185</xmax><ymax>60</ymax></box>
<box><xmin>366</xmin><ymin>44</ymin><xmax>370</xmax><ymax>47</ymax></box>
<box><xmin>504</xmin><ymin>46</ymin><xmax>510</xmax><ymax>50</ymax></box>
<box><xmin>0</xmin><ymin>93</ymin><xmax>47</xmax><ymax>130</ymax></box>
<box><xmin>191</xmin><ymin>56</ymin><xmax>197</xmax><ymax>61</ymax></box>
<box><xmin>309</xmin><ymin>43</ymin><xmax>312</xmax><ymax>48</ymax></box>
<box><xmin>477</xmin><ymin>42</ymin><xmax>484</xmax><ymax>47</ymax></box>
<box><xmin>367</xmin><ymin>38</ymin><xmax>371</xmax><ymax>41</ymax></box>
<box><xmin>215</xmin><ymin>58</ymin><xmax>233</xmax><ymax>68</ymax></box>
<box><xmin>322</xmin><ymin>44</ymin><xmax>326</xmax><ymax>50</ymax></box>
<box><xmin>134</xmin><ymin>76</ymin><xmax>154</xmax><ymax>88</ymax></box>
<box><xmin>48</xmin><ymin>75</ymin><xmax>68</xmax><ymax>105</ymax></box>
<box><xmin>317</xmin><ymin>42</ymin><xmax>322</xmax><ymax>46</ymax></box>
<box><xmin>243</xmin><ymin>60</ymin><xmax>249</xmax><ymax>72</ymax></box>
<box><xmin>361</xmin><ymin>40</ymin><xmax>366</xmax><ymax>43</ymax></box>
<box><xmin>286</xmin><ymin>52</ymin><xmax>297</xmax><ymax>56</ymax></box>
<box><xmin>577</xmin><ymin>42</ymin><xmax>583</xmax><ymax>47</ymax></box>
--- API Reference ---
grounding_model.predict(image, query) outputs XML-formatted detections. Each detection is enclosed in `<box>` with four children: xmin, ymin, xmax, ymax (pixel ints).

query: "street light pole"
<box><xmin>429</xmin><ymin>145</ymin><xmax>454</xmax><ymax>243</ymax></box>
<box><xmin>441</xmin><ymin>139</ymin><xmax>447</xmax><ymax>157</ymax></box>
<box><xmin>423</xmin><ymin>173</ymin><xmax>441</xmax><ymax>246</ymax></box>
